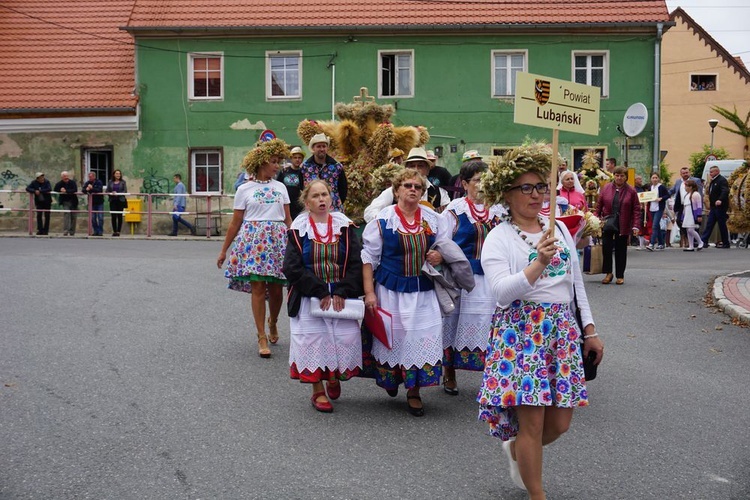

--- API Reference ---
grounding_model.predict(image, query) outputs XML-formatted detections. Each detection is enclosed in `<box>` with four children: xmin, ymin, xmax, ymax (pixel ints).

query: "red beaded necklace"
<box><xmin>466</xmin><ymin>198</ymin><xmax>489</xmax><ymax>222</ymax></box>
<box><xmin>309</xmin><ymin>214</ymin><xmax>334</xmax><ymax>243</ymax></box>
<box><xmin>395</xmin><ymin>205</ymin><xmax>422</xmax><ymax>234</ymax></box>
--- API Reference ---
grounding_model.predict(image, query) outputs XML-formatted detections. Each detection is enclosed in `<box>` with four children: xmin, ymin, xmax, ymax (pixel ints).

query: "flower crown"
<box><xmin>241</xmin><ymin>138</ymin><xmax>291</xmax><ymax>175</ymax></box>
<box><xmin>480</xmin><ymin>142</ymin><xmax>554</xmax><ymax>206</ymax></box>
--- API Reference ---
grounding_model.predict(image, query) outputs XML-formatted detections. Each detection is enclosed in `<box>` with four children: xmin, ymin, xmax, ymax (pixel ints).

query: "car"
<box><xmin>701</xmin><ymin>159</ymin><xmax>746</xmax><ymax>182</ymax></box>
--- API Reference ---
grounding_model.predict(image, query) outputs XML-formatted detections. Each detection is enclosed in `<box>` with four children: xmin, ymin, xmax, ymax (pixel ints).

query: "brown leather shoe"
<box><xmin>601</xmin><ymin>273</ymin><xmax>614</xmax><ymax>284</ymax></box>
<box><xmin>615</xmin><ymin>278</ymin><xmax>625</xmax><ymax>285</ymax></box>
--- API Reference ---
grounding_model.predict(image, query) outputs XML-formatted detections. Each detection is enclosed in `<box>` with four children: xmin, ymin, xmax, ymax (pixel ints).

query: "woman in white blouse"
<box><xmin>477</xmin><ymin>145</ymin><xmax>604</xmax><ymax>498</ymax></box>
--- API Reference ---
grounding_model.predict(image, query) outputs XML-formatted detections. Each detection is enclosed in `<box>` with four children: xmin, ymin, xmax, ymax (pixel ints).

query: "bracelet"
<box><xmin>583</xmin><ymin>333</ymin><xmax>599</xmax><ymax>339</ymax></box>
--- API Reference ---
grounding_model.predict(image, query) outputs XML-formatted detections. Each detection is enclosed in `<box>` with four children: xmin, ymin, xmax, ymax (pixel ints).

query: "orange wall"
<box><xmin>660</xmin><ymin>16</ymin><xmax>749</xmax><ymax>178</ymax></box>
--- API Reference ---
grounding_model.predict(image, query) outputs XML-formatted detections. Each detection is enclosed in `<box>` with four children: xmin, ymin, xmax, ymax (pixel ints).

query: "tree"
<box><xmin>688</xmin><ymin>145</ymin><xmax>729</xmax><ymax>178</ymax></box>
<box><xmin>710</xmin><ymin>105</ymin><xmax>750</xmax><ymax>152</ymax></box>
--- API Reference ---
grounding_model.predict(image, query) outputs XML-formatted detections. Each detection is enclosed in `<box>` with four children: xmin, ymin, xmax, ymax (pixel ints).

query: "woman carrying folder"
<box><xmin>476</xmin><ymin>144</ymin><xmax>604</xmax><ymax>497</ymax></box>
<box><xmin>283</xmin><ymin>181</ymin><xmax>364</xmax><ymax>413</ymax></box>
<box><xmin>361</xmin><ymin>168</ymin><xmax>450</xmax><ymax>417</ymax></box>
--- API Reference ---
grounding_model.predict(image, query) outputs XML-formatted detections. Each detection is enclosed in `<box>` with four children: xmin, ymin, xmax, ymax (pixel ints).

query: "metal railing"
<box><xmin>0</xmin><ymin>190</ymin><xmax>236</xmax><ymax>237</ymax></box>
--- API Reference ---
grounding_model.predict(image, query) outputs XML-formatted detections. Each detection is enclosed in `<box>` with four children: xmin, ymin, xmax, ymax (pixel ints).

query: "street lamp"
<box><xmin>708</xmin><ymin>119</ymin><xmax>719</xmax><ymax>153</ymax></box>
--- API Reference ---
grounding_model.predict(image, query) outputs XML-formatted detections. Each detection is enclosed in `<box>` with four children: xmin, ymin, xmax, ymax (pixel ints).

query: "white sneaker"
<box><xmin>502</xmin><ymin>439</ymin><xmax>527</xmax><ymax>491</ymax></box>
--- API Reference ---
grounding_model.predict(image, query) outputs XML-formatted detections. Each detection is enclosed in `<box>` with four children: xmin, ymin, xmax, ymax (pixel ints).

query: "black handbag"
<box><xmin>573</xmin><ymin>293</ymin><xmax>598</xmax><ymax>381</ymax></box>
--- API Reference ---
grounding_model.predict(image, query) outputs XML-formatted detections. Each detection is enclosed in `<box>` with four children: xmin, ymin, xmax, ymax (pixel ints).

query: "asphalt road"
<box><xmin>1</xmin><ymin>238</ymin><xmax>749</xmax><ymax>500</ymax></box>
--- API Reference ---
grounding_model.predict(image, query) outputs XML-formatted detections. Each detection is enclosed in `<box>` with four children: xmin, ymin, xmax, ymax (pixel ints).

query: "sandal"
<box><xmin>268</xmin><ymin>318</ymin><xmax>279</xmax><ymax>344</ymax></box>
<box><xmin>406</xmin><ymin>394</ymin><xmax>424</xmax><ymax>417</ymax></box>
<box><xmin>311</xmin><ymin>391</ymin><xmax>333</xmax><ymax>413</ymax></box>
<box><xmin>257</xmin><ymin>333</ymin><xmax>271</xmax><ymax>358</ymax></box>
<box><xmin>443</xmin><ymin>367</ymin><xmax>458</xmax><ymax>396</ymax></box>
<box><xmin>326</xmin><ymin>380</ymin><xmax>341</xmax><ymax>400</ymax></box>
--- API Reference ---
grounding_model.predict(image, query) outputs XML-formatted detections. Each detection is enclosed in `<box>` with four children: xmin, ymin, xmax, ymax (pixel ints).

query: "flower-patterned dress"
<box><xmin>477</xmin><ymin>218</ymin><xmax>591</xmax><ymax>440</ymax></box>
<box><xmin>441</xmin><ymin>198</ymin><xmax>506</xmax><ymax>371</ymax></box>
<box><xmin>360</xmin><ymin>205</ymin><xmax>450</xmax><ymax>390</ymax></box>
<box><xmin>226</xmin><ymin>179</ymin><xmax>290</xmax><ymax>291</ymax></box>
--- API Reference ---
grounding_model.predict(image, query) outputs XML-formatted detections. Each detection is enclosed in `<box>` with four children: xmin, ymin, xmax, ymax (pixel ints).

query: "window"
<box><xmin>191</xmin><ymin>149</ymin><xmax>222</xmax><ymax>194</ymax></box>
<box><xmin>379</xmin><ymin>50</ymin><xmax>413</xmax><ymax>98</ymax></box>
<box><xmin>189</xmin><ymin>53</ymin><xmax>223</xmax><ymax>100</ymax></box>
<box><xmin>492</xmin><ymin>51</ymin><xmax>526</xmax><ymax>97</ymax></box>
<box><xmin>84</xmin><ymin>148</ymin><xmax>113</xmax><ymax>185</ymax></box>
<box><xmin>572</xmin><ymin>147</ymin><xmax>606</xmax><ymax>171</ymax></box>
<box><xmin>572</xmin><ymin>51</ymin><xmax>609</xmax><ymax>97</ymax></box>
<box><xmin>267</xmin><ymin>52</ymin><xmax>301</xmax><ymax>99</ymax></box>
<box><xmin>690</xmin><ymin>74</ymin><xmax>717</xmax><ymax>91</ymax></box>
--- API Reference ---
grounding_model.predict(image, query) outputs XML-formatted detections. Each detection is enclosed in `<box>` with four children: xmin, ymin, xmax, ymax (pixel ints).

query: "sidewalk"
<box><xmin>713</xmin><ymin>271</ymin><xmax>750</xmax><ymax>324</ymax></box>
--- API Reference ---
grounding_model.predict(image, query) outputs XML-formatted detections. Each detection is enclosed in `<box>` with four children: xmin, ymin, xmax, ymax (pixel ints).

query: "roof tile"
<box><xmin>0</xmin><ymin>1</ymin><xmax>137</xmax><ymax>113</ymax></box>
<box><xmin>126</xmin><ymin>0</ymin><xmax>669</xmax><ymax>28</ymax></box>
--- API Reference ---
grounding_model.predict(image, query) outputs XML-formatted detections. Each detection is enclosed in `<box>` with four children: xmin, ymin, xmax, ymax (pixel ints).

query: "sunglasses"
<box><xmin>401</xmin><ymin>182</ymin><xmax>424</xmax><ymax>191</ymax></box>
<box><xmin>507</xmin><ymin>183</ymin><xmax>549</xmax><ymax>195</ymax></box>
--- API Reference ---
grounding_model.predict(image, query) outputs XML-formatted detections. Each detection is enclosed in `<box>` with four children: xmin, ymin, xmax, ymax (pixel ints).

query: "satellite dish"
<box><xmin>622</xmin><ymin>103</ymin><xmax>648</xmax><ymax>137</ymax></box>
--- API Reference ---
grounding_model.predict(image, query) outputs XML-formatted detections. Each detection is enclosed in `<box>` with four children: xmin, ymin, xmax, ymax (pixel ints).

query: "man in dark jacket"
<box><xmin>82</xmin><ymin>171</ymin><xmax>104</xmax><ymax>236</ymax></box>
<box><xmin>26</xmin><ymin>172</ymin><xmax>52</xmax><ymax>235</ymax></box>
<box><xmin>54</xmin><ymin>171</ymin><xmax>78</xmax><ymax>236</ymax></box>
<box><xmin>701</xmin><ymin>165</ymin><xmax>730</xmax><ymax>248</ymax></box>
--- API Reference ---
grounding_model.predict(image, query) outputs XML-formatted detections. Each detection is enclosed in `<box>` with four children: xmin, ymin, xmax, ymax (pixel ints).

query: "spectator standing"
<box><xmin>54</xmin><ymin>171</ymin><xmax>78</xmax><ymax>236</ymax></box>
<box><xmin>595</xmin><ymin>166</ymin><xmax>641</xmax><ymax>285</ymax></box>
<box><xmin>670</xmin><ymin>166</ymin><xmax>703</xmax><ymax>247</ymax></box>
<box><xmin>701</xmin><ymin>165</ymin><xmax>730</xmax><ymax>249</ymax></box>
<box><xmin>645</xmin><ymin>173</ymin><xmax>670</xmax><ymax>251</ymax></box>
<box><xmin>106</xmin><ymin>169</ymin><xmax>127</xmax><ymax>237</ymax></box>
<box><xmin>277</xmin><ymin>146</ymin><xmax>306</xmax><ymax>220</ymax></box>
<box><xmin>300</xmin><ymin>134</ymin><xmax>347</xmax><ymax>212</ymax></box>
<box><xmin>83</xmin><ymin>172</ymin><xmax>104</xmax><ymax>236</ymax></box>
<box><xmin>26</xmin><ymin>172</ymin><xmax>52</xmax><ymax>235</ymax></box>
<box><xmin>169</xmin><ymin>174</ymin><xmax>196</xmax><ymax>236</ymax></box>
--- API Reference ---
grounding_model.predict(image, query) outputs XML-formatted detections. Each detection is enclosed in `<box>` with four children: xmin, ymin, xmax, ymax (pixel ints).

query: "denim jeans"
<box><xmin>172</xmin><ymin>206</ymin><xmax>195</xmax><ymax>234</ymax></box>
<box><xmin>650</xmin><ymin>208</ymin><xmax>665</xmax><ymax>246</ymax></box>
<box><xmin>91</xmin><ymin>204</ymin><xmax>104</xmax><ymax>235</ymax></box>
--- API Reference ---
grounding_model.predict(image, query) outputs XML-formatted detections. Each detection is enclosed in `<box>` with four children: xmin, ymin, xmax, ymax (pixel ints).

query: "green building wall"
<box><xmin>133</xmin><ymin>32</ymin><xmax>658</xmax><ymax>191</ymax></box>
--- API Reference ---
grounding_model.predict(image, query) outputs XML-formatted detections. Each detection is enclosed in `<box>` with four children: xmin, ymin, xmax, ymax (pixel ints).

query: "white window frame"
<box><xmin>378</xmin><ymin>50</ymin><xmax>414</xmax><ymax>98</ymax></box>
<box><xmin>188</xmin><ymin>52</ymin><xmax>224</xmax><ymax>101</ymax></box>
<box><xmin>83</xmin><ymin>148</ymin><xmax>113</xmax><ymax>186</ymax></box>
<box><xmin>491</xmin><ymin>50</ymin><xmax>527</xmax><ymax>98</ymax></box>
<box><xmin>266</xmin><ymin>51</ymin><xmax>302</xmax><ymax>100</ymax></box>
<box><xmin>190</xmin><ymin>149</ymin><xmax>223</xmax><ymax>195</ymax></box>
<box><xmin>571</xmin><ymin>51</ymin><xmax>609</xmax><ymax>98</ymax></box>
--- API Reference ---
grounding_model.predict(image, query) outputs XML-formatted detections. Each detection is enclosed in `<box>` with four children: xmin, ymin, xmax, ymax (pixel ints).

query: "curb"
<box><xmin>712</xmin><ymin>271</ymin><xmax>750</xmax><ymax>323</ymax></box>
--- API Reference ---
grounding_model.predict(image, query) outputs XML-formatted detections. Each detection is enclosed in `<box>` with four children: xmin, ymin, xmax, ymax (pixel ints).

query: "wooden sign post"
<box><xmin>514</xmin><ymin>72</ymin><xmax>601</xmax><ymax>232</ymax></box>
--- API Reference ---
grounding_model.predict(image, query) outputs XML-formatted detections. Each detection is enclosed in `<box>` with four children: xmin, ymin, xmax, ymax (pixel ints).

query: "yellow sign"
<box><xmin>514</xmin><ymin>72</ymin><xmax>601</xmax><ymax>136</ymax></box>
<box><xmin>638</xmin><ymin>191</ymin><xmax>657</xmax><ymax>203</ymax></box>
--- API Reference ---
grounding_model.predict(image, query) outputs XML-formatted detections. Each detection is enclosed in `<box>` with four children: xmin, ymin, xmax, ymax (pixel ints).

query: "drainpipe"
<box><xmin>653</xmin><ymin>22</ymin><xmax>663</xmax><ymax>174</ymax></box>
<box><xmin>328</xmin><ymin>53</ymin><xmax>338</xmax><ymax>120</ymax></box>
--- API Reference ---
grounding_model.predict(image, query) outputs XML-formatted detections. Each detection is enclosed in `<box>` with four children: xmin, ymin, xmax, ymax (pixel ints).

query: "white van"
<box><xmin>701</xmin><ymin>159</ymin><xmax>746</xmax><ymax>182</ymax></box>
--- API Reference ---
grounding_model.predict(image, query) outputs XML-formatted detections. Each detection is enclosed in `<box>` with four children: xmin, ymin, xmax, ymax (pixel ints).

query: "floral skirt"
<box><xmin>358</xmin><ymin>286</ymin><xmax>443</xmax><ymax>390</ymax></box>
<box><xmin>225</xmin><ymin>220</ymin><xmax>287</xmax><ymax>292</ymax></box>
<box><xmin>477</xmin><ymin>300</ymin><xmax>588</xmax><ymax>441</ymax></box>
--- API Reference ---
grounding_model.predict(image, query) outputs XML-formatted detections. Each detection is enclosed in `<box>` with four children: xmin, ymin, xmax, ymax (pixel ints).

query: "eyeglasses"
<box><xmin>507</xmin><ymin>183</ymin><xmax>549</xmax><ymax>195</ymax></box>
<box><xmin>401</xmin><ymin>182</ymin><xmax>424</xmax><ymax>191</ymax></box>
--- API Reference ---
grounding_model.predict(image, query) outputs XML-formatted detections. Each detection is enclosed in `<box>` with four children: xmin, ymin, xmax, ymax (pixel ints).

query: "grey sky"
<box><xmin>666</xmin><ymin>1</ymin><xmax>750</xmax><ymax>58</ymax></box>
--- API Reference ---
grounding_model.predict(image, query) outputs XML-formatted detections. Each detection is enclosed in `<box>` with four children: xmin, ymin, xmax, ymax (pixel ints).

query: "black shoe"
<box><xmin>683</xmin><ymin>248</ymin><xmax>695</xmax><ymax>252</ymax></box>
<box><xmin>407</xmin><ymin>395</ymin><xmax>424</xmax><ymax>417</ymax></box>
<box><xmin>443</xmin><ymin>379</ymin><xmax>459</xmax><ymax>396</ymax></box>
<box><xmin>386</xmin><ymin>387</ymin><xmax>399</xmax><ymax>398</ymax></box>
<box><xmin>190</xmin><ymin>226</ymin><xmax>197</xmax><ymax>236</ymax></box>
<box><xmin>167</xmin><ymin>233</ymin><xmax>177</xmax><ymax>237</ymax></box>
<box><xmin>36</xmin><ymin>231</ymin><xmax>42</xmax><ymax>235</ymax></box>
